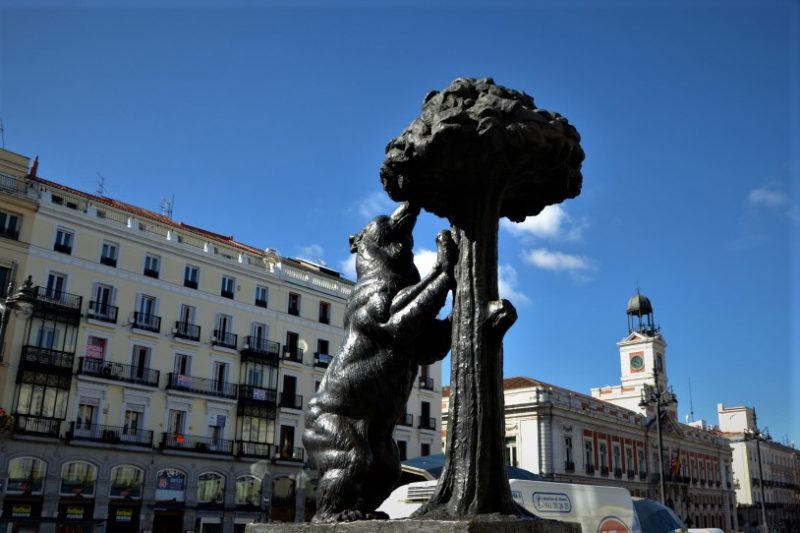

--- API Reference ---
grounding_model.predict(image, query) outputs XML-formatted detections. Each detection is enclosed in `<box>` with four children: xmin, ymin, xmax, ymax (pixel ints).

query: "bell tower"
<box><xmin>619</xmin><ymin>290</ymin><xmax>668</xmax><ymax>393</ymax></box>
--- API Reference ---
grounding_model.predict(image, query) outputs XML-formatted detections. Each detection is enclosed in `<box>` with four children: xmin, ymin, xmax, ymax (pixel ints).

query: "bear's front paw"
<box><xmin>436</xmin><ymin>230</ymin><xmax>458</xmax><ymax>272</ymax></box>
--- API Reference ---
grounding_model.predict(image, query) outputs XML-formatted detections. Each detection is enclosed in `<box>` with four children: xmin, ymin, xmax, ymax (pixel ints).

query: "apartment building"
<box><xmin>441</xmin><ymin>291</ymin><xmax>737</xmax><ymax>531</ymax></box>
<box><xmin>0</xmin><ymin>148</ymin><xmax>444</xmax><ymax>533</ymax></box>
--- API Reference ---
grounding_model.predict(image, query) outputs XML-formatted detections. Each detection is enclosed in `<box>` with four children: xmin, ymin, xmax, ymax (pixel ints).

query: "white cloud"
<box><xmin>501</xmin><ymin>204</ymin><xmax>585</xmax><ymax>241</ymax></box>
<box><xmin>357</xmin><ymin>191</ymin><xmax>396</xmax><ymax>219</ymax></box>
<box><xmin>748</xmin><ymin>187</ymin><xmax>789</xmax><ymax>208</ymax></box>
<box><xmin>297</xmin><ymin>244</ymin><xmax>326</xmax><ymax>265</ymax></box>
<box><xmin>522</xmin><ymin>248</ymin><xmax>590</xmax><ymax>273</ymax></box>
<box><xmin>339</xmin><ymin>255</ymin><xmax>356</xmax><ymax>280</ymax></box>
<box><xmin>498</xmin><ymin>263</ymin><xmax>531</xmax><ymax>306</ymax></box>
<box><xmin>414</xmin><ymin>248</ymin><xmax>438</xmax><ymax>277</ymax></box>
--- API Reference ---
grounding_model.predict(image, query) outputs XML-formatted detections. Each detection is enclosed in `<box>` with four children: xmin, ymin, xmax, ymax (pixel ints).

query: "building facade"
<box><xmin>442</xmin><ymin>291</ymin><xmax>737</xmax><ymax>531</ymax></box>
<box><xmin>716</xmin><ymin>404</ymin><xmax>800</xmax><ymax>532</ymax></box>
<box><xmin>0</xmin><ymin>148</ymin><xmax>443</xmax><ymax>532</ymax></box>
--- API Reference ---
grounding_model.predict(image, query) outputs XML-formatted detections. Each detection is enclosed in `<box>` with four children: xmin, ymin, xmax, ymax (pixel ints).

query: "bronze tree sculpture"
<box><xmin>380</xmin><ymin>77</ymin><xmax>584</xmax><ymax>518</ymax></box>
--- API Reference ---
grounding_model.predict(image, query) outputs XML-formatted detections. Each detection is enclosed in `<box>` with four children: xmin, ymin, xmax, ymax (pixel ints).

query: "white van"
<box><xmin>378</xmin><ymin>479</ymin><xmax>644</xmax><ymax>533</ymax></box>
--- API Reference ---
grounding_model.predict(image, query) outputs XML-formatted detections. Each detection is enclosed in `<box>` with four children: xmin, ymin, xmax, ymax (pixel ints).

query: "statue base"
<box><xmin>246</xmin><ymin>517</ymin><xmax>580</xmax><ymax>533</ymax></box>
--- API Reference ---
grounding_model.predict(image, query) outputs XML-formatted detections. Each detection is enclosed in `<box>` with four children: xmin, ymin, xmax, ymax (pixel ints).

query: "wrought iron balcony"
<box><xmin>419</xmin><ymin>376</ymin><xmax>434</xmax><ymax>390</ymax></box>
<box><xmin>241</xmin><ymin>336</ymin><xmax>281</xmax><ymax>363</ymax></box>
<box><xmin>159</xmin><ymin>433</ymin><xmax>234</xmax><ymax>455</ymax></box>
<box><xmin>34</xmin><ymin>286</ymin><xmax>82</xmax><ymax>314</ymax></box>
<box><xmin>133</xmin><ymin>311</ymin><xmax>161</xmax><ymax>333</ymax></box>
<box><xmin>77</xmin><ymin>357</ymin><xmax>160</xmax><ymax>387</ymax></box>
<box><xmin>166</xmin><ymin>372</ymin><xmax>237</xmax><ymax>399</ymax></box>
<box><xmin>255</xmin><ymin>298</ymin><xmax>267</xmax><ymax>308</ymax></box>
<box><xmin>281</xmin><ymin>346</ymin><xmax>303</xmax><ymax>364</ymax></box>
<box><xmin>279</xmin><ymin>393</ymin><xmax>303</xmax><ymax>410</ymax></box>
<box><xmin>54</xmin><ymin>242</ymin><xmax>72</xmax><ymax>254</ymax></box>
<box><xmin>67</xmin><ymin>422</ymin><xmax>153</xmax><ymax>448</ymax></box>
<box><xmin>418</xmin><ymin>416</ymin><xmax>436</xmax><ymax>430</ymax></box>
<box><xmin>273</xmin><ymin>445</ymin><xmax>304</xmax><ymax>462</ymax></box>
<box><xmin>314</xmin><ymin>352</ymin><xmax>333</xmax><ymax>368</ymax></box>
<box><xmin>143</xmin><ymin>268</ymin><xmax>159</xmax><ymax>279</ymax></box>
<box><xmin>236</xmin><ymin>440</ymin><xmax>273</xmax><ymax>458</ymax></box>
<box><xmin>13</xmin><ymin>414</ymin><xmax>61</xmax><ymax>437</ymax></box>
<box><xmin>184</xmin><ymin>279</ymin><xmax>198</xmax><ymax>289</ymax></box>
<box><xmin>19</xmin><ymin>345</ymin><xmax>74</xmax><ymax>374</ymax></box>
<box><xmin>212</xmin><ymin>330</ymin><xmax>238</xmax><ymax>350</ymax></box>
<box><xmin>627</xmin><ymin>470</ymin><xmax>635</xmax><ymax>480</ymax></box>
<box><xmin>174</xmin><ymin>321</ymin><xmax>201</xmax><ymax>341</ymax></box>
<box><xmin>397</xmin><ymin>413</ymin><xmax>413</xmax><ymax>427</ymax></box>
<box><xmin>100</xmin><ymin>256</ymin><xmax>117</xmax><ymax>267</ymax></box>
<box><xmin>288</xmin><ymin>305</ymin><xmax>300</xmax><ymax>317</ymax></box>
<box><xmin>88</xmin><ymin>301</ymin><xmax>118</xmax><ymax>324</ymax></box>
<box><xmin>238</xmin><ymin>385</ymin><xmax>278</xmax><ymax>405</ymax></box>
<box><xmin>221</xmin><ymin>289</ymin><xmax>234</xmax><ymax>299</ymax></box>
<box><xmin>564</xmin><ymin>461</ymin><xmax>575</xmax><ymax>472</ymax></box>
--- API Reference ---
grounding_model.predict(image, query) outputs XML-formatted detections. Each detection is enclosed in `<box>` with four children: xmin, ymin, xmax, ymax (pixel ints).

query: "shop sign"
<box><xmin>116</xmin><ymin>507</ymin><xmax>133</xmax><ymax>522</ymax></box>
<box><xmin>66</xmin><ymin>506</ymin><xmax>85</xmax><ymax>519</ymax></box>
<box><xmin>157</xmin><ymin>470</ymin><xmax>186</xmax><ymax>491</ymax></box>
<box><xmin>12</xmin><ymin>504</ymin><xmax>32</xmax><ymax>517</ymax></box>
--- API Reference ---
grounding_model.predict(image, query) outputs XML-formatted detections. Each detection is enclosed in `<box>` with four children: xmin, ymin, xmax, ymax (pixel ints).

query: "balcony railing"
<box><xmin>221</xmin><ymin>289</ymin><xmax>234</xmax><ymax>299</ymax></box>
<box><xmin>585</xmin><ymin>465</ymin><xmax>595</xmax><ymax>475</ymax></box>
<box><xmin>639</xmin><ymin>471</ymin><xmax>648</xmax><ymax>481</ymax></box>
<box><xmin>13</xmin><ymin>414</ymin><xmax>61</xmax><ymax>437</ymax></box>
<box><xmin>34</xmin><ymin>286</ymin><xmax>82</xmax><ymax>314</ymax></box>
<box><xmin>67</xmin><ymin>422</ymin><xmax>153</xmax><ymax>448</ymax></box>
<box><xmin>614</xmin><ymin>468</ymin><xmax>623</xmax><ymax>478</ymax></box>
<box><xmin>288</xmin><ymin>306</ymin><xmax>300</xmax><ymax>317</ymax></box>
<box><xmin>273</xmin><ymin>445</ymin><xmax>304</xmax><ymax>462</ymax></box>
<box><xmin>238</xmin><ymin>385</ymin><xmax>278</xmax><ymax>404</ymax></box>
<box><xmin>314</xmin><ymin>352</ymin><xmax>333</xmax><ymax>368</ymax></box>
<box><xmin>241</xmin><ymin>337</ymin><xmax>280</xmax><ymax>362</ymax></box>
<box><xmin>279</xmin><ymin>393</ymin><xmax>303</xmax><ymax>410</ymax></box>
<box><xmin>160</xmin><ymin>433</ymin><xmax>234</xmax><ymax>455</ymax></box>
<box><xmin>213</xmin><ymin>330</ymin><xmax>238</xmax><ymax>350</ymax></box>
<box><xmin>184</xmin><ymin>279</ymin><xmax>198</xmax><ymax>289</ymax></box>
<box><xmin>255</xmin><ymin>298</ymin><xmax>267</xmax><ymax>308</ymax></box>
<box><xmin>143</xmin><ymin>268</ymin><xmax>159</xmax><ymax>279</ymax></box>
<box><xmin>174</xmin><ymin>321</ymin><xmax>201</xmax><ymax>342</ymax></box>
<box><xmin>88</xmin><ymin>301</ymin><xmax>118</xmax><ymax>324</ymax></box>
<box><xmin>419</xmin><ymin>376</ymin><xmax>434</xmax><ymax>390</ymax></box>
<box><xmin>100</xmin><ymin>256</ymin><xmax>117</xmax><ymax>267</ymax></box>
<box><xmin>282</xmin><ymin>346</ymin><xmax>303</xmax><ymax>364</ymax></box>
<box><xmin>397</xmin><ymin>413</ymin><xmax>414</xmax><ymax>427</ymax></box>
<box><xmin>20</xmin><ymin>345</ymin><xmax>74</xmax><ymax>372</ymax></box>
<box><xmin>418</xmin><ymin>416</ymin><xmax>436</xmax><ymax>430</ymax></box>
<box><xmin>77</xmin><ymin>357</ymin><xmax>160</xmax><ymax>387</ymax></box>
<box><xmin>564</xmin><ymin>461</ymin><xmax>575</xmax><ymax>472</ymax></box>
<box><xmin>166</xmin><ymin>372</ymin><xmax>238</xmax><ymax>399</ymax></box>
<box><xmin>54</xmin><ymin>242</ymin><xmax>72</xmax><ymax>254</ymax></box>
<box><xmin>1</xmin><ymin>226</ymin><xmax>20</xmax><ymax>240</ymax></box>
<box><xmin>600</xmin><ymin>466</ymin><xmax>609</xmax><ymax>476</ymax></box>
<box><xmin>133</xmin><ymin>311</ymin><xmax>161</xmax><ymax>333</ymax></box>
<box><xmin>236</xmin><ymin>440</ymin><xmax>273</xmax><ymax>458</ymax></box>
<box><xmin>627</xmin><ymin>470</ymin><xmax>635</xmax><ymax>480</ymax></box>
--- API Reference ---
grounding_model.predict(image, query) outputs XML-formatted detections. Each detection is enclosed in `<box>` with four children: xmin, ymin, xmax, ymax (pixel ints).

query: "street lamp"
<box><xmin>0</xmin><ymin>275</ymin><xmax>36</xmax><ymax>362</ymax></box>
<box><xmin>639</xmin><ymin>363</ymin><xmax>677</xmax><ymax>505</ymax></box>
<box><xmin>745</xmin><ymin>411</ymin><xmax>770</xmax><ymax>533</ymax></box>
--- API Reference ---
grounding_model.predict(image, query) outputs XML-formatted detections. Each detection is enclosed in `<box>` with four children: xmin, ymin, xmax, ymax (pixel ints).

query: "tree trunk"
<box><xmin>414</xmin><ymin>198</ymin><xmax>519</xmax><ymax>518</ymax></box>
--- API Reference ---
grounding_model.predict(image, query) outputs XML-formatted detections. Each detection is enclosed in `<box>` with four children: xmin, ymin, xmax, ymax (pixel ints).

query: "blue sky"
<box><xmin>1</xmin><ymin>0</ymin><xmax>797</xmax><ymax>443</ymax></box>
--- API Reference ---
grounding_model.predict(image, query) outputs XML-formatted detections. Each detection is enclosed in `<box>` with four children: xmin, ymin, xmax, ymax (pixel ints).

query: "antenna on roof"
<box><xmin>160</xmin><ymin>195</ymin><xmax>174</xmax><ymax>219</ymax></box>
<box><xmin>96</xmin><ymin>173</ymin><xmax>107</xmax><ymax>196</ymax></box>
<box><xmin>688</xmin><ymin>377</ymin><xmax>695</xmax><ymax>422</ymax></box>
<box><xmin>0</xmin><ymin>118</ymin><xmax>5</xmax><ymax>149</ymax></box>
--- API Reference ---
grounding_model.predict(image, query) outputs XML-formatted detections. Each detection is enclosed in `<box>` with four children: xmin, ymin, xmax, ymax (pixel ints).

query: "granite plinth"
<box><xmin>246</xmin><ymin>517</ymin><xmax>581</xmax><ymax>533</ymax></box>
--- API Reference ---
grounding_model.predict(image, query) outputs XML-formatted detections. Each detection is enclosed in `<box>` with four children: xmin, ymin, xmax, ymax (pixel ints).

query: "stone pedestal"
<box><xmin>247</xmin><ymin>517</ymin><xmax>581</xmax><ymax>533</ymax></box>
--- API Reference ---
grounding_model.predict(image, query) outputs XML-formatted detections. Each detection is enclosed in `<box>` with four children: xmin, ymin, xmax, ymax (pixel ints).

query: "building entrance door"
<box><xmin>152</xmin><ymin>510</ymin><xmax>183</xmax><ymax>533</ymax></box>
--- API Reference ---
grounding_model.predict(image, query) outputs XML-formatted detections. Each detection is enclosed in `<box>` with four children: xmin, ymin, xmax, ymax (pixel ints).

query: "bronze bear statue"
<box><xmin>303</xmin><ymin>201</ymin><xmax>456</xmax><ymax>522</ymax></box>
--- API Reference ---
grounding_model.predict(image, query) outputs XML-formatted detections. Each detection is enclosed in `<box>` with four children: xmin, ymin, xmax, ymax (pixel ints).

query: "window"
<box><xmin>599</xmin><ymin>442</ymin><xmax>608</xmax><ymax>470</ymax></box>
<box><xmin>421</xmin><ymin>443</ymin><xmax>431</xmax><ymax>457</ymax></box>
<box><xmin>638</xmin><ymin>449</ymin><xmax>646</xmax><ymax>473</ymax></box>
<box><xmin>46</xmin><ymin>271</ymin><xmax>67</xmax><ymax>300</ymax></box>
<box><xmin>155</xmin><ymin>468</ymin><xmax>186</xmax><ymax>502</ymax></box>
<box><xmin>235</xmin><ymin>475</ymin><xmax>261</xmax><ymax>507</ymax></box>
<box><xmin>0</xmin><ymin>265</ymin><xmax>10</xmax><ymax>298</ymax></box>
<box><xmin>585</xmin><ymin>440</ymin><xmax>594</xmax><ymax>470</ymax></box>
<box><xmin>60</xmin><ymin>461</ymin><xmax>97</xmax><ymax>497</ymax></box>
<box><xmin>505</xmin><ymin>437</ymin><xmax>518</xmax><ymax>467</ymax></box>
<box><xmin>90</xmin><ymin>283</ymin><xmax>115</xmax><ymax>321</ymax></box>
<box><xmin>420</xmin><ymin>401</ymin><xmax>432</xmax><ymax>429</ymax></box>
<box><xmin>626</xmin><ymin>447</ymin><xmax>634</xmax><ymax>474</ymax></box>
<box><xmin>7</xmin><ymin>457</ymin><xmax>47</xmax><ymax>494</ymax></box>
<box><xmin>215</xmin><ymin>313</ymin><xmax>234</xmax><ymax>347</ymax></box>
<box><xmin>284</xmin><ymin>331</ymin><xmax>300</xmax><ymax>361</ymax></box>
<box><xmin>131</xmin><ymin>344</ymin><xmax>151</xmax><ymax>380</ymax></box>
<box><xmin>396</xmin><ymin>440</ymin><xmax>408</xmax><ymax>461</ymax></box>
<box><xmin>168</xmin><ymin>409</ymin><xmax>186</xmax><ymax>435</ymax></box>
<box><xmin>124</xmin><ymin>409</ymin><xmax>141</xmax><ymax>436</ymax></box>
<box><xmin>213</xmin><ymin>361</ymin><xmax>229</xmax><ymax>393</ymax></box>
<box><xmin>143</xmin><ymin>254</ymin><xmax>160</xmax><ymax>278</ymax></box>
<box><xmin>110</xmin><ymin>466</ymin><xmax>143</xmax><ymax>499</ymax></box>
<box><xmin>613</xmin><ymin>444</ymin><xmax>621</xmax><ymax>474</ymax></box>
<box><xmin>221</xmin><ymin>275</ymin><xmax>235</xmax><ymax>299</ymax></box>
<box><xmin>76</xmin><ymin>401</ymin><xmax>97</xmax><ymax>430</ymax></box>
<box><xmin>100</xmin><ymin>241</ymin><xmax>118</xmax><ymax>267</ymax></box>
<box><xmin>0</xmin><ymin>210</ymin><xmax>20</xmax><ymax>239</ymax></box>
<box><xmin>317</xmin><ymin>339</ymin><xmax>329</xmax><ymax>356</ymax></box>
<box><xmin>84</xmin><ymin>336</ymin><xmax>107</xmax><ymax>361</ymax></box>
<box><xmin>255</xmin><ymin>285</ymin><xmax>268</xmax><ymax>308</ymax></box>
<box><xmin>135</xmin><ymin>295</ymin><xmax>159</xmax><ymax>331</ymax></box>
<box><xmin>288</xmin><ymin>292</ymin><xmax>300</xmax><ymax>316</ymax></box>
<box><xmin>54</xmin><ymin>228</ymin><xmax>73</xmax><ymax>254</ymax></box>
<box><xmin>174</xmin><ymin>353</ymin><xmax>191</xmax><ymax>376</ymax></box>
<box><xmin>184</xmin><ymin>264</ymin><xmax>199</xmax><ymax>289</ymax></box>
<box><xmin>319</xmin><ymin>301</ymin><xmax>330</xmax><ymax>324</ymax></box>
<box><xmin>565</xmin><ymin>436</ymin><xmax>574</xmax><ymax>468</ymax></box>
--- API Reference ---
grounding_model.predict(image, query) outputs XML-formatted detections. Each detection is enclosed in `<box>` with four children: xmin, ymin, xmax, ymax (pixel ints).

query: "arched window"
<box><xmin>7</xmin><ymin>457</ymin><xmax>47</xmax><ymax>494</ymax></box>
<box><xmin>155</xmin><ymin>468</ymin><xmax>187</xmax><ymax>502</ymax></box>
<box><xmin>60</xmin><ymin>461</ymin><xmax>98</xmax><ymax>497</ymax></box>
<box><xmin>110</xmin><ymin>465</ymin><xmax>144</xmax><ymax>499</ymax></box>
<box><xmin>234</xmin><ymin>475</ymin><xmax>261</xmax><ymax>507</ymax></box>
<box><xmin>197</xmin><ymin>472</ymin><xmax>225</xmax><ymax>504</ymax></box>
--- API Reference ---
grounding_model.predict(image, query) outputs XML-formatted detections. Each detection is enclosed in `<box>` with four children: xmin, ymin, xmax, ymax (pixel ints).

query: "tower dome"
<box><xmin>626</xmin><ymin>290</ymin><xmax>656</xmax><ymax>335</ymax></box>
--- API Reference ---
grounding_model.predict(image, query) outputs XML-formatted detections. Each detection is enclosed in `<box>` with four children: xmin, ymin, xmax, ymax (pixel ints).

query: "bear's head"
<box><xmin>349</xmin><ymin>202</ymin><xmax>420</xmax><ymax>283</ymax></box>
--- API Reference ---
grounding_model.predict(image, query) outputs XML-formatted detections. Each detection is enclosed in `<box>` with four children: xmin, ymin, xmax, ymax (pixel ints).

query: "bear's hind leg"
<box><xmin>305</xmin><ymin>413</ymin><xmax>371</xmax><ymax>523</ymax></box>
<box><xmin>359</xmin><ymin>434</ymin><xmax>401</xmax><ymax>515</ymax></box>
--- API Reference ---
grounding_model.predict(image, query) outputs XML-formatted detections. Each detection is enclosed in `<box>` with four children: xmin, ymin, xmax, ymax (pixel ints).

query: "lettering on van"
<box><xmin>510</xmin><ymin>491</ymin><xmax>523</xmax><ymax>505</ymax></box>
<box><xmin>531</xmin><ymin>492</ymin><xmax>572</xmax><ymax>513</ymax></box>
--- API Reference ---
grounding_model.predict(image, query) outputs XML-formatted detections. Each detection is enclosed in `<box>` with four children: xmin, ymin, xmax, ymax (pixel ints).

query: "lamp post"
<box><xmin>0</xmin><ymin>275</ymin><xmax>36</xmax><ymax>362</ymax></box>
<box><xmin>639</xmin><ymin>363</ymin><xmax>676</xmax><ymax>505</ymax></box>
<box><xmin>746</xmin><ymin>411</ymin><xmax>770</xmax><ymax>533</ymax></box>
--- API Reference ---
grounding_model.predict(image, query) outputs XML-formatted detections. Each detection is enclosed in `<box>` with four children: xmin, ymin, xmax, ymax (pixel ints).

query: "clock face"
<box><xmin>630</xmin><ymin>355</ymin><xmax>644</xmax><ymax>371</ymax></box>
